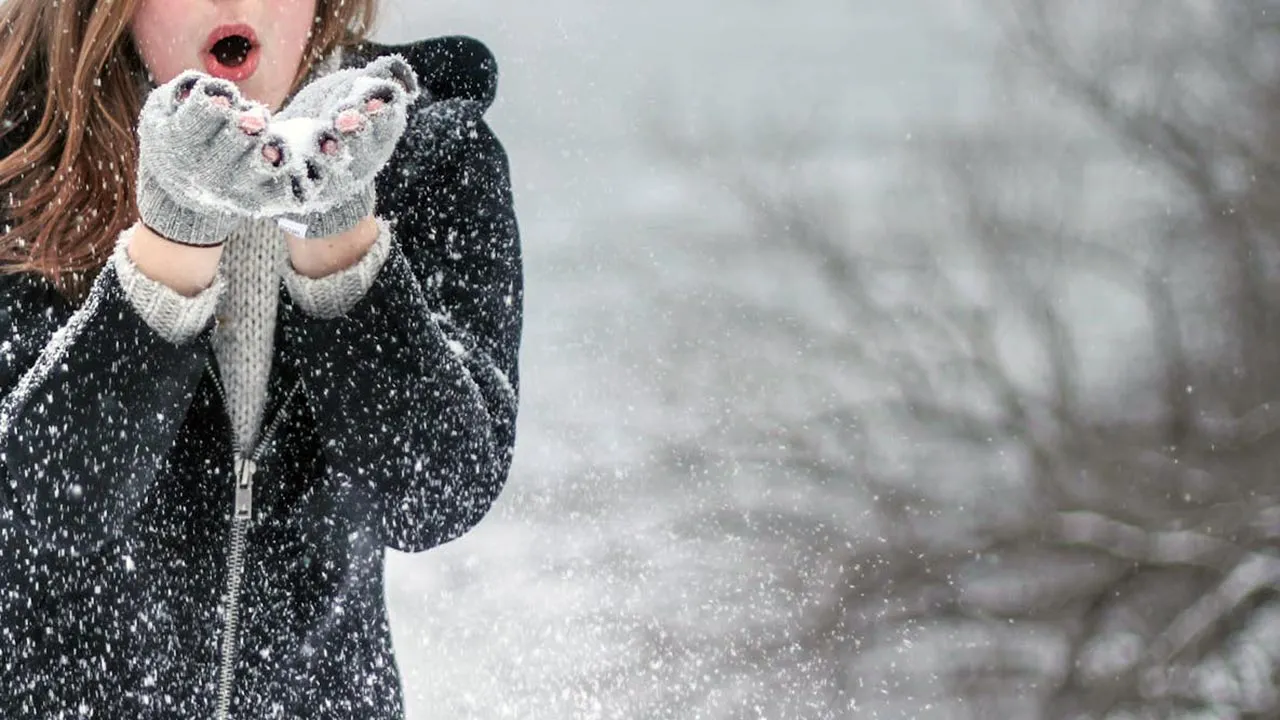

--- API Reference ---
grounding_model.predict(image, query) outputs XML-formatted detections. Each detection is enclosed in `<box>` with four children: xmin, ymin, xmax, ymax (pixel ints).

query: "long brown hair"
<box><xmin>0</xmin><ymin>0</ymin><xmax>378</xmax><ymax>301</ymax></box>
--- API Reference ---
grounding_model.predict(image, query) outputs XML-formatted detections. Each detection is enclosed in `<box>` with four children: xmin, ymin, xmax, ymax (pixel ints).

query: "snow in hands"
<box><xmin>269</xmin><ymin>55</ymin><xmax>421</xmax><ymax>237</ymax></box>
<box><xmin>271</xmin><ymin>55</ymin><xmax>422</xmax><ymax>214</ymax></box>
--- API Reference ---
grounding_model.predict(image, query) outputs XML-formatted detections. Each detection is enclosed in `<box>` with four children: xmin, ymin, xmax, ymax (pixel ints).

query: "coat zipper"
<box><xmin>206</xmin><ymin>358</ymin><xmax>303</xmax><ymax>720</ymax></box>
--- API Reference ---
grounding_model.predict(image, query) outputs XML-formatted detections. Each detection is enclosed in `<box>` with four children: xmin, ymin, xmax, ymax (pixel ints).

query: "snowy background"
<box><xmin>373</xmin><ymin>1</ymin><xmax>998</xmax><ymax>718</ymax></box>
<box><xmin>384</xmin><ymin>1</ymin><xmax>1280</xmax><ymax>716</ymax></box>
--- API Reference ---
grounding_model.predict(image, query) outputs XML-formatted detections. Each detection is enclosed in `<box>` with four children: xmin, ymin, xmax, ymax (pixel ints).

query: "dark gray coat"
<box><xmin>0</xmin><ymin>36</ymin><xmax>521</xmax><ymax>719</ymax></box>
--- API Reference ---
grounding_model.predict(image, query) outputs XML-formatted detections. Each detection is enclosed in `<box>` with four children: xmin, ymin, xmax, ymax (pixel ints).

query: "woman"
<box><xmin>0</xmin><ymin>0</ymin><xmax>522</xmax><ymax>717</ymax></box>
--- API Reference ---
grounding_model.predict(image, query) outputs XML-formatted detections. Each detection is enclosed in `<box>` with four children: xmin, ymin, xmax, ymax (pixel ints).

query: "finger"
<box><xmin>170</xmin><ymin>72</ymin><xmax>206</xmax><ymax>105</ymax></box>
<box><xmin>171</xmin><ymin>79</ymin><xmax>243</xmax><ymax>138</ymax></box>
<box><xmin>330</xmin><ymin>80</ymin><xmax>406</xmax><ymax>139</ymax></box>
<box><xmin>196</xmin><ymin>78</ymin><xmax>246</xmax><ymax>112</ymax></box>
<box><xmin>366</xmin><ymin>55</ymin><xmax>419</xmax><ymax>99</ymax></box>
<box><xmin>237</xmin><ymin>108</ymin><xmax>268</xmax><ymax>135</ymax></box>
<box><xmin>361</xmin><ymin>82</ymin><xmax>399</xmax><ymax>115</ymax></box>
<box><xmin>334</xmin><ymin>108</ymin><xmax>366</xmax><ymax>135</ymax></box>
<box><xmin>261</xmin><ymin>137</ymin><xmax>287</xmax><ymax>168</ymax></box>
<box><xmin>318</xmin><ymin>130</ymin><xmax>342</xmax><ymax>157</ymax></box>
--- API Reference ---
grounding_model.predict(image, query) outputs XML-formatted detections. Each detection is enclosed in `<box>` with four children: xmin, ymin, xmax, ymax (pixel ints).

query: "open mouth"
<box><xmin>211</xmin><ymin>35</ymin><xmax>253</xmax><ymax>67</ymax></box>
<box><xmin>204</xmin><ymin>24</ymin><xmax>260</xmax><ymax>82</ymax></box>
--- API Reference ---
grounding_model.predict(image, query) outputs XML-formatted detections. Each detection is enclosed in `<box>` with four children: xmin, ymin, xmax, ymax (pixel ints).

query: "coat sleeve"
<box><xmin>278</xmin><ymin>59</ymin><xmax>523</xmax><ymax>553</ymax></box>
<box><xmin>0</xmin><ymin>263</ymin><xmax>214</xmax><ymax>554</ymax></box>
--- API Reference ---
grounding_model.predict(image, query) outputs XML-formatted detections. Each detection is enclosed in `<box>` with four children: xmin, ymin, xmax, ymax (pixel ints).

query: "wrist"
<box><xmin>126</xmin><ymin>222</ymin><xmax>225</xmax><ymax>297</ymax></box>
<box><xmin>285</xmin><ymin>215</ymin><xmax>380</xmax><ymax>279</ymax></box>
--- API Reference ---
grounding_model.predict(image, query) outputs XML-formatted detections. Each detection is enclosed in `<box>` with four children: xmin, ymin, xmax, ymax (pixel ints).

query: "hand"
<box><xmin>265</xmin><ymin>55</ymin><xmax>421</xmax><ymax>238</ymax></box>
<box><xmin>135</xmin><ymin>73</ymin><xmax>293</xmax><ymax>246</ymax></box>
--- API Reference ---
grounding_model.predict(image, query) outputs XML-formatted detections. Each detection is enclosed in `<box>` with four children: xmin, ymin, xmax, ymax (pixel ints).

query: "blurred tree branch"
<box><xmin>628</xmin><ymin>0</ymin><xmax>1280</xmax><ymax>717</ymax></box>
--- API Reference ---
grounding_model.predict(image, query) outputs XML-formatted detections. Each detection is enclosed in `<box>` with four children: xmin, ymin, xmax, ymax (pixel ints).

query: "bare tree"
<box><xmin>619</xmin><ymin>1</ymin><xmax>1280</xmax><ymax>718</ymax></box>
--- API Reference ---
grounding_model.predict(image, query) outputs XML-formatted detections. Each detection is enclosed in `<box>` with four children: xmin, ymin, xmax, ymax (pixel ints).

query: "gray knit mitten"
<box><xmin>136</xmin><ymin>72</ymin><xmax>294</xmax><ymax>246</ymax></box>
<box><xmin>268</xmin><ymin>55</ymin><xmax>421</xmax><ymax>238</ymax></box>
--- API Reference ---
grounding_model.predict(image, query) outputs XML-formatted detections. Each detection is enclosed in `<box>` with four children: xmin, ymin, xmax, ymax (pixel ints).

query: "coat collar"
<box><xmin>343</xmin><ymin>36</ymin><xmax>499</xmax><ymax>114</ymax></box>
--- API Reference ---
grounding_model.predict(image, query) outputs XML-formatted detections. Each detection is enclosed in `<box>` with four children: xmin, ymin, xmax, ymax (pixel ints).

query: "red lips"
<box><xmin>203</xmin><ymin>24</ymin><xmax>260</xmax><ymax>82</ymax></box>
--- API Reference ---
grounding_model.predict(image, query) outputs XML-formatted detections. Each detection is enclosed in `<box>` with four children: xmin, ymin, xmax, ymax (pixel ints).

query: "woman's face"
<box><xmin>130</xmin><ymin>0</ymin><xmax>318</xmax><ymax>110</ymax></box>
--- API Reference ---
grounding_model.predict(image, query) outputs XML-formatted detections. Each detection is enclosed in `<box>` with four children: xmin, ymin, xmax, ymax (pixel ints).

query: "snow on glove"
<box><xmin>136</xmin><ymin>72</ymin><xmax>293</xmax><ymax>246</ymax></box>
<box><xmin>267</xmin><ymin>55</ymin><xmax>421</xmax><ymax>238</ymax></box>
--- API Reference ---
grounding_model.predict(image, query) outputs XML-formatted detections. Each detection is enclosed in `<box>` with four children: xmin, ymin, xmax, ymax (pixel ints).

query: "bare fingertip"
<box><xmin>262</xmin><ymin>141</ymin><xmax>285</xmax><ymax>167</ymax></box>
<box><xmin>319</xmin><ymin>133</ymin><xmax>341</xmax><ymax>156</ymax></box>
<box><xmin>175</xmin><ymin>75</ymin><xmax>200</xmax><ymax>103</ymax></box>
<box><xmin>238</xmin><ymin>114</ymin><xmax>266</xmax><ymax>135</ymax></box>
<box><xmin>335</xmin><ymin>109</ymin><xmax>366</xmax><ymax>134</ymax></box>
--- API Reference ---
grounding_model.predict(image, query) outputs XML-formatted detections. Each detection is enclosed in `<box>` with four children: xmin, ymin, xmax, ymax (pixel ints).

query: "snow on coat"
<box><xmin>0</xmin><ymin>35</ymin><xmax>523</xmax><ymax>720</ymax></box>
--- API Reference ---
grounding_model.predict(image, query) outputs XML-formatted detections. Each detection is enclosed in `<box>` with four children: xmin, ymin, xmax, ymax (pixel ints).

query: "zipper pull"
<box><xmin>234</xmin><ymin>455</ymin><xmax>258</xmax><ymax>521</ymax></box>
